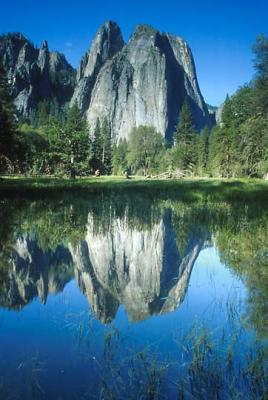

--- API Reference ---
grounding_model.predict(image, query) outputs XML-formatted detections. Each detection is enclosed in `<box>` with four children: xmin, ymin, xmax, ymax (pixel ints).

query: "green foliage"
<box><xmin>196</xmin><ymin>126</ymin><xmax>210</xmax><ymax>175</ymax></box>
<box><xmin>0</xmin><ymin>60</ymin><xmax>16</xmax><ymax>171</ymax></box>
<box><xmin>222</xmin><ymin>85</ymin><xmax>255</xmax><ymax>128</ymax></box>
<box><xmin>48</xmin><ymin>103</ymin><xmax>91</xmax><ymax>178</ymax></box>
<box><xmin>112</xmin><ymin>139</ymin><xmax>128</xmax><ymax>175</ymax></box>
<box><xmin>91</xmin><ymin>117</ymin><xmax>112</xmax><ymax>174</ymax></box>
<box><xmin>208</xmin><ymin>37</ymin><xmax>268</xmax><ymax>179</ymax></box>
<box><xmin>207</xmin><ymin>126</ymin><xmax>220</xmax><ymax>176</ymax></box>
<box><xmin>238</xmin><ymin>117</ymin><xmax>268</xmax><ymax>176</ymax></box>
<box><xmin>101</xmin><ymin>117</ymin><xmax>112</xmax><ymax>174</ymax></box>
<box><xmin>38</xmin><ymin>100</ymin><xmax>50</xmax><ymax>126</ymax></box>
<box><xmin>127</xmin><ymin>126</ymin><xmax>164</xmax><ymax>175</ymax></box>
<box><xmin>91</xmin><ymin>118</ymin><xmax>102</xmax><ymax>171</ymax></box>
<box><xmin>253</xmin><ymin>35</ymin><xmax>268</xmax><ymax>116</ymax></box>
<box><xmin>14</xmin><ymin>124</ymin><xmax>49</xmax><ymax>173</ymax></box>
<box><xmin>173</xmin><ymin>99</ymin><xmax>197</xmax><ymax>172</ymax></box>
<box><xmin>216</xmin><ymin>213</ymin><xmax>268</xmax><ymax>339</ymax></box>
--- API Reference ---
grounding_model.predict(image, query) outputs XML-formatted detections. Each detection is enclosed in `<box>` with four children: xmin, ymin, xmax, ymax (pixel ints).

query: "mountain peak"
<box><xmin>102</xmin><ymin>20</ymin><xmax>121</xmax><ymax>30</ymax></box>
<box><xmin>40</xmin><ymin>40</ymin><xmax>48</xmax><ymax>50</ymax></box>
<box><xmin>131</xmin><ymin>24</ymin><xmax>158</xmax><ymax>39</ymax></box>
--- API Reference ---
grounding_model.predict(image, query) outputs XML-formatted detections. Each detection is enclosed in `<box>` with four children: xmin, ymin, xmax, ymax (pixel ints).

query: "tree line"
<box><xmin>0</xmin><ymin>35</ymin><xmax>267</xmax><ymax>178</ymax></box>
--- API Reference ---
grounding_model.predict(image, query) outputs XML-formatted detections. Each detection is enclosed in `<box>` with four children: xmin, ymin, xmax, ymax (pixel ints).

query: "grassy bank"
<box><xmin>0</xmin><ymin>175</ymin><xmax>268</xmax><ymax>202</ymax></box>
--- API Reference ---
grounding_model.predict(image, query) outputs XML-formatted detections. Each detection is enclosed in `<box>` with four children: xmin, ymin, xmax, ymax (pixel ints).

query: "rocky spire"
<box><xmin>70</xmin><ymin>21</ymin><xmax>124</xmax><ymax>111</ymax></box>
<box><xmin>0</xmin><ymin>23</ymin><xmax>211</xmax><ymax>136</ymax></box>
<box><xmin>38</xmin><ymin>40</ymin><xmax>49</xmax><ymax>71</ymax></box>
<box><xmin>86</xmin><ymin>23</ymin><xmax>211</xmax><ymax>142</ymax></box>
<box><xmin>0</xmin><ymin>33</ymin><xmax>75</xmax><ymax>116</ymax></box>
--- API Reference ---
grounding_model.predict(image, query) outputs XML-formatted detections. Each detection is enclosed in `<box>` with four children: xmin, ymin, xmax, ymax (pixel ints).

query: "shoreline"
<box><xmin>0</xmin><ymin>176</ymin><xmax>267</xmax><ymax>202</ymax></box>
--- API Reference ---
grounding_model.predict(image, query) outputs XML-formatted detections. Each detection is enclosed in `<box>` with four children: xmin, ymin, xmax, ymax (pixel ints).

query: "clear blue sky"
<box><xmin>1</xmin><ymin>0</ymin><xmax>267</xmax><ymax>106</ymax></box>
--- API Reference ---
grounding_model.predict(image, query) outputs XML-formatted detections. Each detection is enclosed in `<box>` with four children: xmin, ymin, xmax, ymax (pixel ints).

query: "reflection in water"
<box><xmin>0</xmin><ymin>192</ymin><xmax>267</xmax><ymax>337</ymax></box>
<box><xmin>71</xmin><ymin>213</ymin><xmax>203</xmax><ymax>322</ymax></box>
<box><xmin>1</xmin><ymin>211</ymin><xmax>204</xmax><ymax>323</ymax></box>
<box><xmin>0</xmin><ymin>239</ymin><xmax>72</xmax><ymax>309</ymax></box>
<box><xmin>0</xmin><ymin>191</ymin><xmax>267</xmax><ymax>399</ymax></box>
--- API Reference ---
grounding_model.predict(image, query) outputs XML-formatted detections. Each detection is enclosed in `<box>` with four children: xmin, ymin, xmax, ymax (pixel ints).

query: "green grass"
<box><xmin>0</xmin><ymin>175</ymin><xmax>268</xmax><ymax>202</ymax></box>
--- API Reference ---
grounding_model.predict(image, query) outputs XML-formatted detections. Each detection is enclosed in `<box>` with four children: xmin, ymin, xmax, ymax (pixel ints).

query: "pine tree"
<box><xmin>197</xmin><ymin>126</ymin><xmax>209</xmax><ymax>175</ymax></box>
<box><xmin>207</xmin><ymin>126</ymin><xmax>220</xmax><ymax>176</ymax></box>
<box><xmin>91</xmin><ymin>118</ymin><xmax>103</xmax><ymax>172</ymax></box>
<box><xmin>0</xmin><ymin>60</ymin><xmax>16</xmax><ymax>167</ymax></box>
<box><xmin>253</xmin><ymin>35</ymin><xmax>268</xmax><ymax>116</ymax></box>
<box><xmin>173</xmin><ymin>99</ymin><xmax>197</xmax><ymax>172</ymax></box>
<box><xmin>127</xmin><ymin>126</ymin><xmax>164</xmax><ymax>176</ymax></box>
<box><xmin>101</xmin><ymin>117</ymin><xmax>112</xmax><ymax>174</ymax></box>
<box><xmin>208</xmin><ymin>124</ymin><xmax>236</xmax><ymax>178</ymax></box>
<box><xmin>38</xmin><ymin>100</ymin><xmax>50</xmax><ymax>126</ymax></box>
<box><xmin>49</xmin><ymin>103</ymin><xmax>90</xmax><ymax>178</ymax></box>
<box><xmin>49</xmin><ymin>98</ymin><xmax>60</xmax><ymax>120</ymax></box>
<box><xmin>112</xmin><ymin>139</ymin><xmax>128</xmax><ymax>175</ymax></box>
<box><xmin>239</xmin><ymin>118</ymin><xmax>268</xmax><ymax>177</ymax></box>
<box><xmin>218</xmin><ymin>127</ymin><xmax>236</xmax><ymax>178</ymax></box>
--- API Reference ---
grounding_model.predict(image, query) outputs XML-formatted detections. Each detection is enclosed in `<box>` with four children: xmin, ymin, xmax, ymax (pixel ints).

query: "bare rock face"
<box><xmin>70</xmin><ymin>21</ymin><xmax>124</xmax><ymax>112</ymax></box>
<box><xmin>0</xmin><ymin>22</ymin><xmax>211</xmax><ymax>141</ymax></box>
<box><xmin>0</xmin><ymin>33</ymin><xmax>75</xmax><ymax>116</ymax></box>
<box><xmin>86</xmin><ymin>24</ymin><xmax>211</xmax><ymax>142</ymax></box>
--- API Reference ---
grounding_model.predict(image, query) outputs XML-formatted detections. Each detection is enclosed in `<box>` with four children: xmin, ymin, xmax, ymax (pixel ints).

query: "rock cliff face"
<box><xmin>0</xmin><ymin>33</ymin><xmax>75</xmax><ymax>116</ymax></box>
<box><xmin>85</xmin><ymin>24</ymin><xmax>211</xmax><ymax>142</ymax></box>
<box><xmin>70</xmin><ymin>21</ymin><xmax>124</xmax><ymax>112</ymax></box>
<box><xmin>0</xmin><ymin>22</ymin><xmax>210</xmax><ymax>141</ymax></box>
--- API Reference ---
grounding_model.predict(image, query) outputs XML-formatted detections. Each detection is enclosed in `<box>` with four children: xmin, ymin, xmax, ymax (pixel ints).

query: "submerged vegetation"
<box><xmin>89</xmin><ymin>322</ymin><xmax>268</xmax><ymax>400</ymax></box>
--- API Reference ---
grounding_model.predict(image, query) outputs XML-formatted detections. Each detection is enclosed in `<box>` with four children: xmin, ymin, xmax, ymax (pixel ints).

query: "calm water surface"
<box><xmin>0</xmin><ymin>191</ymin><xmax>267</xmax><ymax>399</ymax></box>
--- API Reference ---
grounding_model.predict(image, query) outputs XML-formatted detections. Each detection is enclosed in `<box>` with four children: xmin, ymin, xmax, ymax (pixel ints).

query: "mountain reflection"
<box><xmin>0</xmin><ymin>212</ymin><xmax>204</xmax><ymax>322</ymax></box>
<box><xmin>0</xmin><ymin>238</ymin><xmax>73</xmax><ymax>309</ymax></box>
<box><xmin>71</xmin><ymin>213</ymin><xmax>204</xmax><ymax>322</ymax></box>
<box><xmin>0</xmin><ymin>192</ymin><xmax>267</xmax><ymax>337</ymax></box>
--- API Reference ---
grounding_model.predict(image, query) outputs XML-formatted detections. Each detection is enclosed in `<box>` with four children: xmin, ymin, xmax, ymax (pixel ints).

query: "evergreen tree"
<box><xmin>207</xmin><ymin>125</ymin><xmax>220</xmax><ymax>176</ymax></box>
<box><xmin>197</xmin><ymin>126</ymin><xmax>210</xmax><ymax>175</ymax></box>
<box><xmin>49</xmin><ymin>103</ymin><xmax>90</xmax><ymax>178</ymax></box>
<box><xmin>112</xmin><ymin>139</ymin><xmax>128</xmax><ymax>175</ymax></box>
<box><xmin>101</xmin><ymin>117</ymin><xmax>112</xmax><ymax>174</ymax></box>
<box><xmin>173</xmin><ymin>99</ymin><xmax>197</xmax><ymax>172</ymax></box>
<box><xmin>38</xmin><ymin>100</ymin><xmax>50</xmax><ymax>127</ymax></box>
<box><xmin>218</xmin><ymin>127</ymin><xmax>236</xmax><ymax>178</ymax></box>
<box><xmin>208</xmin><ymin>125</ymin><xmax>236</xmax><ymax>178</ymax></box>
<box><xmin>14</xmin><ymin>124</ymin><xmax>49</xmax><ymax>174</ymax></box>
<box><xmin>49</xmin><ymin>98</ymin><xmax>61</xmax><ymax>120</ymax></box>
<box><xmin>127</xmin><ymin>126</ymin><xmax>164</xmax><ymax>176</ymax></box>
<box><xmin>0</xmin><ymin>60</ymin><xmax>16</xmax><ymax>170</ymax></box>
<box><xmin>239</xmin><ymin>118</ymin><xmax>268</xmax><ymax>177</ymax></box>
<box><xmin>208</xmin><ymin>93</ymin><xmax>244</xmax><ymax>178</ymax></box>
<box><xmin>253</xmin><ymin>35</ymin><xmax>268</xmax><ymax>116</ymax></box>
<box><xmin>91</xmin><ymin>118</ymin><xmax>102</xmax><ymax>172</ymax></box>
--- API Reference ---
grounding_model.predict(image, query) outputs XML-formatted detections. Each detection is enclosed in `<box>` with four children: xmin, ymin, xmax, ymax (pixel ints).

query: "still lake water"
<box><xmin>0</xmin><ymin>190</ymin><xmax>267</xmax><ymax>399</ymax></box>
